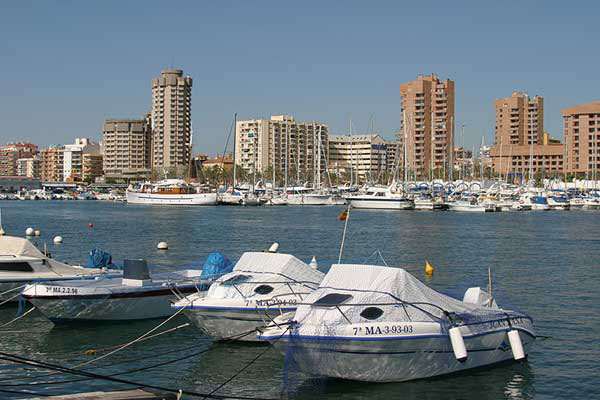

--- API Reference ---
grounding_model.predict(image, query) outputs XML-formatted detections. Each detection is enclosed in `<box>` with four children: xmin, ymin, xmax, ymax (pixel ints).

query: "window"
<box><xmin>360</xmin><ymin>307</ymin><xmax>384</xmax><ymax>320</ymax></box>
<box><xmin>254</xmin><ymin>285</ymin><xmax>274</xmax><ymax>295</ymax></box>
<box><xmin>222</xmin><ymin>274</ymin><xmax>251</xmax><ymax>285</ymax></box>
<box><xmin>0</xmin><ymin>262</ymin><xmax>33</xmax><ymax>272</ymax></box>
<box><xmin>312</xmin><ymin>293</ymin><xmax>353</xmax><ymax>308</ymax></box>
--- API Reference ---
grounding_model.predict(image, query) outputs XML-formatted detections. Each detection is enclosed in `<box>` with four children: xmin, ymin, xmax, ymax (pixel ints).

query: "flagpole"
<box><xmin>338</xmin><ymin>206</ymin><xmax>351</xmax><ymax>263</ymax></box>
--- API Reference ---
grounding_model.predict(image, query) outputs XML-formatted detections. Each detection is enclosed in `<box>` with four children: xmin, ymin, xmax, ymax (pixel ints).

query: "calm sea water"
<box><xmin>0</xmin><ymin>201</ymin><xmax>598</xmax><ymax>399</ymax></box>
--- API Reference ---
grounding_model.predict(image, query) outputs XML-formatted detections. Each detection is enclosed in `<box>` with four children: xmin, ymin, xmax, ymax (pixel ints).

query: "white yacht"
<box><xmin>413</xmin><ymin>193</ymin><xmax>446</xmax><ymax>210</ymax></box>
<box><xmin>172</xmin><ymin>251</ymin><xmax>324</xmax><ymax>341</ymax></box>
<box><xmin>347</xmin><ymin>187</ymin><xmax>414</xmax><ymax>210</ymax></box>
<box><xmin>447</xmin><ymin>198</ymin><xmax>493</xmax><ymax>212</ymax></box>
<box><xmin>0</xmin><ymin>236</ymin><xmax>121</xmax><ymax>300</ymax></box>
<box><xmin>286</xmin><ymin>188</ymin><xmax>331</xmax><ymax>205</ymax></box>
<box><xmin>260</xmin><ymin>264</ymin><xmax>535</xmax><ymax>382</ymax></box>
<box><xmin>126</xmin><ymin>179</ymin><xmax>217</xmax><ymax>205</ymax></box>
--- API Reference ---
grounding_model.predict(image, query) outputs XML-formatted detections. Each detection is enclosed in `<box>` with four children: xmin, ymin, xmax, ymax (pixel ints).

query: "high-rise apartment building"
<box><xmin>151</xmin><ymin>69</ymin><xmax>192</xmax><ymax>171</ymax></box>
<box><xmin>328</xmin><ymin>134</ymin><xmax>389</xmax><ymax>182</ymax></box>
<box><xmin>235</xmin><ymin>115</ymin><xmax>328</xmax><ymax>185</ymax></box>
<box><xmin>398</xmin><ymin>74</ymin><xmax>455</xmax><ymax>179</ymax></box>
<box><xmin>40</xmin><ymin>146</ymin><xmax>64</xmax><ymax>182</ymax></box>
<box><xmin>102</xmin><ymin>118</ymin><xmax>152</xmax><ymax>180</ymax></box>
<box><xmin>495</xmin><ymin>92</ymin><xmax>544</xmax><ymax>146</ymax></box>
<box><xmin>0</xmin><ymin>142</ymin><xmax>37</xmax><ymax>176</ymax></box>
<box><xmin>562</xmin><ymin>102</ymin><xmax>600</xmax><ymax>176</ymax></box>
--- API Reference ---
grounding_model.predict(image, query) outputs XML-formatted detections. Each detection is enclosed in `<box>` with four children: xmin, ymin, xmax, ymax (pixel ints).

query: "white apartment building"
<box><xmin>16</xmin><ymin>157</ymin><xmax>41</xmax><ymax>178</ymax></box>
<box><xmin>328</xmin><ymin>134</ymin><xmax>389</xmax><ymax>182</ymax></box>
<box><xmin>235</xmin><ymin>115</ymin><xmax>328</xmax><ymax>185</ymax></box>
<box><xmin>151</xmin><ymin>69</ymin><xmax>192</xmax><ymax>170</ymax></box>
<box><xmin>63</xmin><ymin>138</ymin><xmax>101</xmax><ymax>180</ymax></box>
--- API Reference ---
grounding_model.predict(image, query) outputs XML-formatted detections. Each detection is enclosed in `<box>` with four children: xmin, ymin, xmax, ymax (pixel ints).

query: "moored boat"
<box><xmin>259</xmin><ymin>264</ymin><xmax>535</xmax><ymax>382</ymax></box>
<box><xmin>172</xmin><ymin>250</ymin><xmax>324</xmax><ymax>341</ymax></box>
<box><xmin>0</xmin><ymin>236</ymin><xmax>121</xmax><ymax>301</ymax></box>
<box><xmin>126</xmin><ymin>179</ymin><xmax>217</xmax><ymax>205</ymax></box>
<box><xmin>21</xmin><ymin>255</ymin><xmax>232</xmax><ymax>322</ymax></box>
<box><xmin>347</xmin><ymin>187</ymin><xmax>414</xmax><ymax>210</ymax></box>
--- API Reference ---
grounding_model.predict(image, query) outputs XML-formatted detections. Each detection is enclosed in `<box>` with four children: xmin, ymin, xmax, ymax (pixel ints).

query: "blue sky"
<box><xmin>0</xmin><ymin>1</ymin><xmax>598</xmax><ymax>155</ymax></box>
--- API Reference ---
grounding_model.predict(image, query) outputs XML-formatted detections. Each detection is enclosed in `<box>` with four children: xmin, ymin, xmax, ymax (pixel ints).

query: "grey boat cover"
<box><xmin>206</xmin><ymin>252</ymin><xmax>324</xmax><ymax>299</ymax></box>
<box><xmin>0</xmin><ymin>236</ymin><xmax>45</xmax><ymax>259</ymax></box>
<box><xmin>294</xmin><ymin>264</ymin><xmax>514</xmax><ymax>327</ymax></box>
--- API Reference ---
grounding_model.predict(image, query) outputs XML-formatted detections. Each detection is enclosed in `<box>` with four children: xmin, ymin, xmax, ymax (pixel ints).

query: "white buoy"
<box><xmin>53</xmin><ymin>236</ymin><xmax>63</xmax><ymax>244</ymax></box>
<box><xmin>26</xmin><ymin>227</ymin><xmax>34</xmax><ymax>236</ymax></box>
<box><xmin>449</xmin><ymin>326</ymin><xmax>468</xmax><ymax>362</ymax></box>
<box><xmin>268</xmin><ymin>242</ymin><xmax>279</xmax><ymax>253</ymax></box>
<box><xmin>157</xmin><ymin>241</ymin><xmax>168</xmax><ymax>250</ymax></box>
<box><xmin>309</xmin><ymin>256</ymin><xmax>318</xmax><ymax>269</ymax></box>
<box><xmin>507</xmin><ymin>329</ymin><xmax>525</xmax><ymax>361</ymax></box>
<box><xmin>34</xmin><ymin>230</ymin><xmax>41</xmax><ymax>237</ymax></box>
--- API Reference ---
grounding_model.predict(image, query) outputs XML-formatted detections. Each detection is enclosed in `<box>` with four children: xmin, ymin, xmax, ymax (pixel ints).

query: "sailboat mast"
<box><xmin>233</xmin><ymin>113</ymin><xmax>237</xmax><ymax>188</ymax></box>
<box><xmin>349</xmin><ymin>117</ymin><xmax>353</xmax><ymax>187</ymax></box>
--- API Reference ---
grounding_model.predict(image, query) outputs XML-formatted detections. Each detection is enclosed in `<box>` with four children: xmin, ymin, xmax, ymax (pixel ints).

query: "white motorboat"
<box><xmin>547</xmin><ymin>194</ymin><xmax>570</xmax><ymax>210</ymax></box>
<box><xmin>287</xmin><ymin>189</ymin><xmax>331</xmax><ymax>205</ymax></box>
<box><xmin>413</xmin><ymin>193</ymin><xmax>446</xmax><ymax>210</ymax></box>
<box><xmin>219</xmin><ymin>189</ymin><xmax>245</xmax><ymax>205</ymax></box>
<box><xmin>21</xmin><ymin>256</ymin><xmax>231</xmax><ymax>322</ymax></box>
<box><xmin>172</xmin><ymin>250</ymin><xmax>324</xmax><ymax>341</ymax></box>
<box><xmin>347</xmin><ymin>187</ymin><xmax>414</xmax><ymax>210</ymax></box>
<box><xmin>447</xmin><ymin>198</ymin><xmax>493</xmax><ymax>212</ymax></box>
<box><xmin>0</xmin><ymin>236</ymin><xmax>121</xmax><ymax>300</ymax></box>
<box><xmin>126</xmin><ymin>179</ymin><xmax>217</xmax><ymax>205</ymax></box>
<box><xmin>520</xmin><ymin>193</ymin><xmax>550</xmax><ymax>210</ymax></box>
<box><xmin>267</xmin><ymin>195</ymin><xmax>289</xmax><ymax>206</ymax></box>
<box><xmin>260</xmin><ymin>264</ymin><xmax>535</xmax><ymax>382</ymax></box>
<box><xmin>583</xmin><ymin>196</ymin><xmax>599</xmax><ymax>210</ymax></box>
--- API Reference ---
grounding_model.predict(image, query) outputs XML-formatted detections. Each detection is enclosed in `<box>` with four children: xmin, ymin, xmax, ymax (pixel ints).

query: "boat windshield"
<box><xmin>222</xmin><ymin>274</ymin><xmax>252</xmax><ymax>285</ymax></box>
<box><xmin>312</xmin><ymin>293</ymin><xmax>353</xmax><ymax>308</ymax></box>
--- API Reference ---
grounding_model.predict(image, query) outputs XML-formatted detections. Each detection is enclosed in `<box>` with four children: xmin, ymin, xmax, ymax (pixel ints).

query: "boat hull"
<box><xmin>180</xmin><ymin>306</ymin><xmax>295</xmax><ymax>341</ymax></box>
<box><xmin>287</xmin><ymin>194</ymin><xmax>331</xmax><ymax>205</ymax></box>
<box><xmin>266</xmin><ymin>323</ymin><xmax>535</xmax><ymax>382</ymax></box>
<box><xmin>22</xmin><ymin>285</ymin><xmax>198</xmax><ymax>321</ymax></box>
<box><xmin>126</xmin><ymin>191</ymin><xmax>217</xmax><ymax>205</ymax></box>
<box><xmin>348</xmin><ymin>198</ymin><xmax>414</xmax><ymax>210</ymax></box>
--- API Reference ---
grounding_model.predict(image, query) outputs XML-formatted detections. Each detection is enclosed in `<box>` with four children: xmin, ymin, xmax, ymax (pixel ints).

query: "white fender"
<box><xmin>507</xmin><ymin>329</ymin><xmax>525</xmax><ymax>361</ymax></box>
<box><xmin>449</xmin><ymin>326</ymin><xmax>467</xmax><ymax>362</ymax></box>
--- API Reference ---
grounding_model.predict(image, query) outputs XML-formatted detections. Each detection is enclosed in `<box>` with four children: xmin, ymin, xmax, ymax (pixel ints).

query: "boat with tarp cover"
<box><xmin>259</xmin><ymin>264</ymin><xmax>535</xmax><ymax>382</ymax></box>
<box><xmin>172</xmin><ymin>251</ymin><xmax>324</xmax><ymax>341</ymax></box>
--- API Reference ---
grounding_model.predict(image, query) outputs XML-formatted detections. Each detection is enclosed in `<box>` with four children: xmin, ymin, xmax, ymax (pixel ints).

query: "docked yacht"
<box><xmin>347</xmin><ymin>187</ymin><xmax>414</xmax><ymax>210</ymax></box>
<box><xmin>0</xmin><ymin>236</ymin><xmax>121</xmax><ymax>300</ymax></box>
<box><xmin>172</xmin><ymin>250</ymin><xmax>324</xmax><ymax>341</ymax></box>
<box><xmin>413</xmin><ymin>193</ymin><xmax>447</xmax><ymax>210</ymax></box>
<box><xmin>260</xmin><ymin>264</ymin><xmax>535</xmax><ymax>382</ymax></box>
<box><xmin>447</xmin><ymin>198</ymin><xmax>494</xmax><ymax>212</ymax></box>
<box><xmin>287</xmin><ymin>188</ymin><xmax>331</xmax><ymax>205</ymax></box>
<box><xmin>21</xmin><ymin>256</ymin><xmax>231</xmax><ymax>322</ymax></box>
<box><xmin>547</xmin><ymin>193</ymin><xmax>570</xmax><ymax>210</ymax></box>
<box><xmin>126</xmin><ymin>179</ymin><xmax>217</xmax><ymax>205</ymax></box>
<box><xmin>521</xmin><ymin>193</ymin><xmax>550</xmax><ymax>210</ymax></box>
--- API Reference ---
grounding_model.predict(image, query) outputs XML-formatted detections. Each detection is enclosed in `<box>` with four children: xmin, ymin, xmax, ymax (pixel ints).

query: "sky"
<box><xmin>0</xmin><ymin>1</ymin><xmax>599</xmax><ymax>155</ymax></box>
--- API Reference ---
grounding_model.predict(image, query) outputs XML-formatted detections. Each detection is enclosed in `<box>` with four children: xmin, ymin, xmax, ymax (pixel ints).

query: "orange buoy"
<box><xmin>88</xmin><ymin>223</ymin><xmax>94</xmax><ymax>228</ymax></box>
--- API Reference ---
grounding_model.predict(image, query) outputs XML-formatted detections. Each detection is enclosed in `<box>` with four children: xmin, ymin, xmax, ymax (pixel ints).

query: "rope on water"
<box><xmin>0</xmin><ymin>284</ymin><xmax>26</xmax><ymax>298</ymax></box>
<box><xmin>0</xmin><ymin>349</ymin><xmax>279</xmax><ymax>400</ymax></box>
<box><xmin>0</xmin><ymin>324</ymin><xmax>262</xmax><ymax>385</ymax></box>
<box><xmin>73</xmin><ymin>305</ymin><xmax>188</xmax><ymax>369</ymax></box>
<box><xmin>0</xmin><ymin>306</ymin><xmax>36</xmax><ymax>328</ymax></box>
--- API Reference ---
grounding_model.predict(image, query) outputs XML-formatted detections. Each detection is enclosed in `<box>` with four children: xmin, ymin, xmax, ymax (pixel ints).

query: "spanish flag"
<box><xmin>338</xmin><ymin>208</ymin><xmax>349</xmax><ymax>221</ymax></box>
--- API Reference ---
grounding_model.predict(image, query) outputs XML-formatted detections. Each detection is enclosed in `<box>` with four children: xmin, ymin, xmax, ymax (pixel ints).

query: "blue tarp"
<box><xmin>200</xmin><ymin>252</ymin><xmax>233</xmax><ymax>280</ymax></box>
<box><xmin>87</xmin><ymin>248</ymin><xmax>115</xmax><ymax>269</ymax></box>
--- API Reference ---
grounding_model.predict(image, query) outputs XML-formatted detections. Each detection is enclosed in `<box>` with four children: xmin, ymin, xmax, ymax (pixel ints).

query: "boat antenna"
<box><xmin>487</xmin><ymin>267</ymin><xmax>493</xmax><ymax>307</ymax></box>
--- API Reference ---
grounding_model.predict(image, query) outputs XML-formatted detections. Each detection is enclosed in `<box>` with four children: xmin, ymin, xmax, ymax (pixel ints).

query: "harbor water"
<box><xmin>0</xmin><ymin>201</ymin><xmax>598</xmax><ymax>399</ymax></box>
